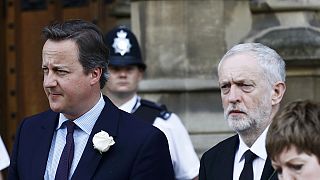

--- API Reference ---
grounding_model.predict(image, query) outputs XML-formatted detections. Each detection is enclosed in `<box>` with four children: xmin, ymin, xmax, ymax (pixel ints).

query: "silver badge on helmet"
<box><xmin>112</xmin><ymin>30</ymin><xmax>132</xmax><ymax>56</ymax></box>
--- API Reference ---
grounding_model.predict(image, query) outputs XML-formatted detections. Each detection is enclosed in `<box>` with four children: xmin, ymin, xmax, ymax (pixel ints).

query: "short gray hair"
<box><xmin>218</xmin><ymin>43</ymin><xmax>286</xmax><ymax>84</ymax></box>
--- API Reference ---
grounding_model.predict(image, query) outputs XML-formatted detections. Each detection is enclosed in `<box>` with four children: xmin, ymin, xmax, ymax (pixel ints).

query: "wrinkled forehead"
<box><xmin>219</xmin><ymin>53</ymin><xmax>261</xmax><ymax>72</ymax></box>
<box><xmin>218</xmin><ymin>53</ymin><xmax>266</xmax><ymax>82</ymax></box>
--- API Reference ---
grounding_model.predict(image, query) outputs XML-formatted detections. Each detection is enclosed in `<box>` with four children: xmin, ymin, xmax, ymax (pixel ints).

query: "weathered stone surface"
<box><xmin>139</xmin><ymin>88</ymin><xmax>228</xmax><ymax>133</ymax></box>
<box><xmin>245</xmin><ymin>0</ymin><xmax>320</xmax><ymax>107</ymax></box>
<box><xmin>132</xmin><ymin>0</ymin><xmax>226</xmax><ymax>79</ymax></box>
<box><xmin>246</xmin><ymin>27</ymin><xmax>320</xmax><ymax>61</ymax></box>
<box><xmin>127</xmin><ymin>0</ymin><xmax>320</xmax><ymax>158</ymax></box>
<box><xmin>283</xmin><ymin>69</ymin><xmax>320</xmax><ymax>104</ymax></box>
<box><xmin>139</xmin><ymin>79</ymin><xmax>219</xmax><ymax>92</ymax></box>
<box><xmin>250</xmin><ymin>0</ymin><xmax>320</xmax><ymax>12</ymax></box>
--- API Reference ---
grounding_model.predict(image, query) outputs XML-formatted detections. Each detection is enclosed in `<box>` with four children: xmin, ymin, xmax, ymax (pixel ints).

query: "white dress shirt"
<box><xmin>45</xmin><ymin>94</ymin><xmax>105</xmax><ymax>180</ymax></box>
<box><xmin>233</xmin><ymin>126</ymin><xmax>269</xmax><ymax>180</ymax></box>
<box><xmin>0</xmin><ymin>136</ymin><xmax>10</xmax><ymax>170</ymax></box>
<box><xmin>119</xmin><ymin>95</ymin><xmax>200</xmax><ymax>180</ymax></box>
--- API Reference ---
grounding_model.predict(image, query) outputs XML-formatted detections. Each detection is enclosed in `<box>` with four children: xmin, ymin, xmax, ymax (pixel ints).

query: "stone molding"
<box><xmin>245</xmin><ymin>26</ymin><xmax>320</xmax><ymax>63</ymax></box>
<box><xmin>138</xmin><ymin>79</ymin><xmax>220</xmax><ymax>92</ymax></box>
<box><xmin>251</xmin><ymin>0</ymin><xmax>320</xmax><ymax>13</ymax></box>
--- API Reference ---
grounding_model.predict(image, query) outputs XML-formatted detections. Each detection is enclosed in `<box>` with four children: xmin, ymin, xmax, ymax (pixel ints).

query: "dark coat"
<box><xmin>9</xmin><ymin>96</ymin><xmax>175</xmax><ymax>180</ymax></box>
<box><xmin>199</xmin><ymin>134</ymin><xmax>277</xmax><ymax>180</ymax></box>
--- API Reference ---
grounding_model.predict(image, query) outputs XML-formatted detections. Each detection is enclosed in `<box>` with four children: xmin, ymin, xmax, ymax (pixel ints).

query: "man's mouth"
<box><xmin>117</xmin><ymin>81</ymin><xmax>129</xmax><ymax>86</ymax></box>
<box><xmin>48</xmin><ymin>92</ymin><xmax>62</xmax><ymax>97</ymax></box>
<box><xmin>228</xmin><ymin>110</ymin><xmax>245</xmax><ymax>115</ymax></box>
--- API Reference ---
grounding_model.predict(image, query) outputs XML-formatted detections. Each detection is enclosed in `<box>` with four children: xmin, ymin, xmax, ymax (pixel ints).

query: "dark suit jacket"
<box><xmin>9</xmin><ymin>96</ymin><xmax>175</xmax><ymax>180</ymax></box>
<box><xmin>199</xmin><ymin>135</ymin><xmax>277</xmax><ymax>180</ymax></box>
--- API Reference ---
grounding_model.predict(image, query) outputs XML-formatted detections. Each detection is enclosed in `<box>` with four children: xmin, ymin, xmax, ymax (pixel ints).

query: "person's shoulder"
<box><xmin>153</xmin><ymin>112</ymin><xmax>186</xmax><ymax>133</ymax></box>
<box><xmin>118</xmin><ymin>110</ymin><xmax>169</xmax><ymax>147</ymax></box>
<box><xmin>19</xmin><ymin>109</ymin><xmax>57</xmax><ymax>127</ymax></box>
<box><xmin>202</xmin><ymin>134</ymin><xmax>238</xmax><ymax>159</ymax></box>
<box><xmin>119</xmin><ymin>108</ymin><xmax>163</xmax><ymax>133</ymax></box>
<box><xmin>139</xmin><ymin>99</ymin><xmax>172</xmax><ymax>120</ymax></box>
<box><xmin>24</xmin><ymin>109</ymin><xmax>57</xmax><ymax>121</ymax></box>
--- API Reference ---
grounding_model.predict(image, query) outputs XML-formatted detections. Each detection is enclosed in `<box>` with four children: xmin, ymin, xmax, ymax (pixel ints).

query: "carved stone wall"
<box><xmin>245</xmin><ymin>0</ymin><xmax>320</xmax><ymax>104</ymax></box>
<box><xmin>129</xmin><ymin>0</ymin><xmax>320</xmax><ymax>157</ymax></box>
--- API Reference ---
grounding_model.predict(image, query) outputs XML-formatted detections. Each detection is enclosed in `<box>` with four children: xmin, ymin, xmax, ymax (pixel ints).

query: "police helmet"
<box><xmin>104</xmin><ymin>25</ymin><xmax>146</xmax><ymax>70</ymax></box>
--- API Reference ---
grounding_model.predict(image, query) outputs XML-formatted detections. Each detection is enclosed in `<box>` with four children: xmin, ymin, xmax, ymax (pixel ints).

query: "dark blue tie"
<box><xmin>55</xmin><ymin>121</ymin><xmax>76</xmax><ymax>180</ymax></box>
<box><xmin>239</xmin><ymin>150</ymin><xmax>257</xmax><ymax>180</ymax></box>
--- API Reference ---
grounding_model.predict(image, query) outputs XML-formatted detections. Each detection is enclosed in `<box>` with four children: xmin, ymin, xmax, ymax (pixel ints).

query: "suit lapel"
<box><xmin>211</xmin><ymin>135</ymin><xmax>277</xmax><ymax>180</ymax></box>
<box><xmin>226</xmin><ymin>135</ymin><xmax>239</xmax><ymax>180</ymax></box>
<box><xmin>216</xmin><ymin>135</ymin><xmax>239</xmax><ymax>180</ymax></box>
<box><xmin>72</xmin><ymin>96</ymin><xmax>120</xmax><ymax>179</ymax></box>
<box><xmin>32</xmin><ymin>110</ymin><xmax>59</xmax><ymax>179</ymax></box>
<box><xmin>261</xmin><ymin>157</ymin><xmax>277</xmax><ymax>180</ymax></box>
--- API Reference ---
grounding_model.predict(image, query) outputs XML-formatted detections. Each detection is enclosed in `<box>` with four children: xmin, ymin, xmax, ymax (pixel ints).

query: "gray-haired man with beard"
<box><xmin>199</xmin><ymin>43</ymin><xmax>286</xmax><ymax>180</ymax></box>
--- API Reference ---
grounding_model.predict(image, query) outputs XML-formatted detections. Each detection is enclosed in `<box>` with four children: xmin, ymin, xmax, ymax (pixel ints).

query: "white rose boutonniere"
<box><xmin>93</xmin><ymin>130</ymin><xmax>115</xmax><ymax>154</ymax></box>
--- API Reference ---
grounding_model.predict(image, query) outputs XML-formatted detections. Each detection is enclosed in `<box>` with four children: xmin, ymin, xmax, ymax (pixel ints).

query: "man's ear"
<box><xmin>271</xmin><ymin>81</ymin><xmax>286</xmax><ymax>105</ymax></box>
<box><xmin>90</xmin><ymin>67</ymin><xmax>102</xmax><ymax>86</ymax></box>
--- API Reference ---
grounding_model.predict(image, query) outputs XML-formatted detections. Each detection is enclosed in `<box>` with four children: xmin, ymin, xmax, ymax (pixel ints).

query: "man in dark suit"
<box><xmin>199</xmin><ymin>43</ymin><xmax>286</xmax><ymax>180</ymax></box>
<box><xmin>8</xmin><ymin>19</ymin><xmax>175</xmax><ymax>180</ymax></box>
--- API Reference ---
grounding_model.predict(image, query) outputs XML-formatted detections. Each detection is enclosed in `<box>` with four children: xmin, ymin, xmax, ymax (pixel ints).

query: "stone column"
<box><xmin>130</xmin><ymin>0</ymin><xmax>320</xmax><ymax>157</ymax></box>
<box><xmin>131</xmin><ymin>0</ymin><xmax>253</xmax><ymax>156</ymax></box>
<box><xmin>244</xmin><ymin>0</ymin><xmax>320</xmax><ymax>104</ymax></box>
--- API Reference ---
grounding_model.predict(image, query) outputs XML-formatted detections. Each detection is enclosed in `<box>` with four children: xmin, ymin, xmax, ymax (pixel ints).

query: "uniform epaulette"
<box><xmin>139</xmin><ymin>99</ymin><xmax>172</xmax><ymax>120</ymax></box>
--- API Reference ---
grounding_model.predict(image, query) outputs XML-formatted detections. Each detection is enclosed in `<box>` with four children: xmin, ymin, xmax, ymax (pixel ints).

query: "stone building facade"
<box><xmin>112</xmin><ymin>0</ymin><xmax>320</xmax><ymax>157</ymax></box>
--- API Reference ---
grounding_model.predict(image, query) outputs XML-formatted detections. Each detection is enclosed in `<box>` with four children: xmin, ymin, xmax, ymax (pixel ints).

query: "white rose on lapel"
<box><xmin>93</xmin><ymin>130</ymin><xmax>115</xmax><ymax>154</ymax></box>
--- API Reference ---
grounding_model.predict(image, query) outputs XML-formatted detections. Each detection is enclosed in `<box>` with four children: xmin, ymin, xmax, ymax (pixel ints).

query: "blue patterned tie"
<box><xmin>55</xmin><ymin>121</ymin><xmax>76</xmax><ymax>180</ymax></box>
<box><xmin>239</xmin><ymin>150</ymin><xmax>257</xmax><ymax>180</ymax></box>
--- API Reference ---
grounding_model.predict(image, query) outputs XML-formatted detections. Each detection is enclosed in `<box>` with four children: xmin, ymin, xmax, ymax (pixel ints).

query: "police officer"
<box><xmin>104</xmin><ymin>26</ymin><xmax>200</xmax><ymax>180</ymax></box>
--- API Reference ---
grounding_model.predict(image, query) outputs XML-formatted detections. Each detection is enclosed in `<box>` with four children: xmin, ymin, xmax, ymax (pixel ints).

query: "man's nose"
<box><xmin>43</xmin><ymin>72</ymin><xmax>57</xmax><ymax>87</ymax></box>
<box><xmin>228</xmin><ymin>85</ymin><xmax>241</xmax><ymax>103</ymax></box>
<box><xmin>119</xmin><ymin>69</ymin><xmax>128</xmax><ymax>77</ymax></box>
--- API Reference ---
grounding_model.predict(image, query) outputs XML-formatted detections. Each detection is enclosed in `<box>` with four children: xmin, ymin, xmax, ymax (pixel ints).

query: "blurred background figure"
<box><xmin>104</xmin><ymin>25</ymin><xmax>200</xmax><ymax>180</ymax></box>
<box><xmin>0</xmin><ymin>136</ymin><xmax>10</xmax><ymax>180</ymax></box>
<box><xmin>266</xmin><ymin>100</ymin><xmax>320</xmax><ymax>180</ymax></box>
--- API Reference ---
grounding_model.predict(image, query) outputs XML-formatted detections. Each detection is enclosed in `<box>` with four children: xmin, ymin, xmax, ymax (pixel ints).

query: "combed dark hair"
<box><xmin>266</xmin><ymin>100</ymin><xmax>320</xmax><ymax>162</ymax></box>
<box><xmin>42</xmin><ymin>19</ymin><xmax>109</xmax><ymax>88</ymax></box>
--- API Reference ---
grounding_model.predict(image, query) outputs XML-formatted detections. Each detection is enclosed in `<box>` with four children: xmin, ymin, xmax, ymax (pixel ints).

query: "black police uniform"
<box><xmin>133</xmin><ymin>99</ymin><xmax>171</xmax><ymax>124</ymax></box>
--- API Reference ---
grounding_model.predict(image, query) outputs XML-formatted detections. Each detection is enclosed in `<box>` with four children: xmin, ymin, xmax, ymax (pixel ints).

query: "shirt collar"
<box><xmin>119</xmin><ymin>94</ymin><xmax>139</xmax><ymax>113</ymax></box>
<box><xmin>237</xmin><ymin>126</ymin><xmax>269</xmax><ymax>162</ymax></box>
<box><xmin>57</xmin><ymin>93</ymin><xmax>105</xmax><ymax>135</ymax></box>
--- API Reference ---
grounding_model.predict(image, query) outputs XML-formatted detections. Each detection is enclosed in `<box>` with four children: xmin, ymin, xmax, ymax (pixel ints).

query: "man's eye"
<box><xmin>241</xmin><ymin>84</ymin><xmax>254</xmax><ymax>92</ymax></box>
<box><xmin>108</xmin><ymin>66</ymin><xmax>118</xmax><ymax>71</ymax></box>
<box><xmin>220</xmin><ymin>85</ymin><xmax>230</xmax><ymax>94</ymax></box>
<box><xmin>42</xmin><ymin>68</ymin><xmax>48</xmax><ymax>74</ymax></box>
<box><xmin>57</xmin><ymin>70</ymin><xmax>68</xmax><ymax>75</ymax></box>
